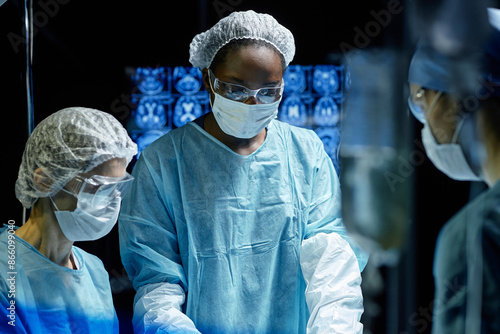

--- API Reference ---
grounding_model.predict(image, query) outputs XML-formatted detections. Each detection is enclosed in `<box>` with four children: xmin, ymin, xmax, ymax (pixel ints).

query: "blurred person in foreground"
<box><xmin>408</xmin><ymin>8</ymin><xmax>500</xmax><ymax>333</ymax></box>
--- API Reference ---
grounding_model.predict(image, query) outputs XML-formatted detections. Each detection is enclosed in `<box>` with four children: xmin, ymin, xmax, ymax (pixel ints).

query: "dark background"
<box><xmin>0</xmin><ymin>0</ymin><xmax>488</xmax><ymax>333</ymax></box>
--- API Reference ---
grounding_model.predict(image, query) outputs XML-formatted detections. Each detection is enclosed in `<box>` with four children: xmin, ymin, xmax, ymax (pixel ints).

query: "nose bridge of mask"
<box><xmin>215</xmin><ymin>92</ymin><xmax>280</xmax><ymax>114</ymax></box>
<box><xmin>85</xmin><ymin>190</ymin><xmax>116</xmax><ymax>210</ymax></box>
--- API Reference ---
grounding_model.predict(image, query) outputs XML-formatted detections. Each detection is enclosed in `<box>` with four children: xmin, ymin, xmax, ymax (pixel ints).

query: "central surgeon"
<box><xmin>119</xmin><ymin>10</ymin><xmax>367</xmax><ymax>334</ymax></box>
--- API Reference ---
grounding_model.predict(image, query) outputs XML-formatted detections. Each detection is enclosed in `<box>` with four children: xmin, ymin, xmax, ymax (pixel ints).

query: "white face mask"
<box><xmin>211</xmin><ymin>91</ymin><xmax>281</xmax><ymax>139</ymax></box>
<box><xmin>50</xmin><ymin>194</ymin><xmax>121</xmax><ymax>242</ymax></box>
<box><xmin>420</xmin><ymin>94</ymin><xmax>483</xmax><ymax>182</ymax></box>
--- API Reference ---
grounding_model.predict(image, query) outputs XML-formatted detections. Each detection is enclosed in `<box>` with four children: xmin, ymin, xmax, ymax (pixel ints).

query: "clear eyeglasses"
<box><xmin>209</xmin><ymin>70</ymin><xmax>284</xmax><ymax>104</ymax></box>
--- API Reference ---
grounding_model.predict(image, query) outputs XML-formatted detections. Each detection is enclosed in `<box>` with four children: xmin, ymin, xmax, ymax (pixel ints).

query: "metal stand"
<box><xmin>22</xmin><ymin>0</ymin><xmax>34</xmax><ymax>224</ymax></box>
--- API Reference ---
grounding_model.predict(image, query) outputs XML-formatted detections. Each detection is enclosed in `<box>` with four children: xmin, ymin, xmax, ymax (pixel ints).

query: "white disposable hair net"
<box><xmin>189</xmin><ymin>10</ymin><xmax>295</xmax><ymax>69</ymax></box>
<box><xmin>15</xmin><ymin>107</ymin><xmax>138</xmax><ymax>208</ymax></box>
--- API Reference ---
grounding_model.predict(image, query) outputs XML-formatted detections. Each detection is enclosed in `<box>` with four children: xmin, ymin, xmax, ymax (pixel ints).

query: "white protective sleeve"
<box><xmin>133</xmin><ymin>282</ymin><xmax>201</xmax><ymax>334</ymax></box>
<box><xmin>300</xmin><ymin>232</ymin><xmax>364</xmax><ymax>334</ymax></box>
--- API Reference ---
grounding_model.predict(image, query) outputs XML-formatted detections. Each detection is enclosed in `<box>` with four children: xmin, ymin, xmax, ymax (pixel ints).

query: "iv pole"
<box><xmin>22</xmin><ymin>0</ymin><xmax>34</xmax><ymax>224</ymax></box>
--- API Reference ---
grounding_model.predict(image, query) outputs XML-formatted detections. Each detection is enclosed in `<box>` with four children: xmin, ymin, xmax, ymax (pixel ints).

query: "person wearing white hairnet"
<box><xmin>408</xmin><ymin>8</ymin><xmax>500</xmax><ymax>333</ymax></box>
<box><xmin>0</xmin><ymin>107</ymin><xmax>137</xmax><ymax>333</ymax></box>
<box><xmin>119</xmin><ymin>10</ymin><xmax>367</xmax><ymax>334</ymax></box>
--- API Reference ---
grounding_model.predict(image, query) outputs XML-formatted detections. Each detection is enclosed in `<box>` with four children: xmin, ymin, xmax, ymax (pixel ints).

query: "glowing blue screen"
<box><xmin>126</xmin><ymin>65</ymin><xmax>345</xmax><ymax>173</ymax></box>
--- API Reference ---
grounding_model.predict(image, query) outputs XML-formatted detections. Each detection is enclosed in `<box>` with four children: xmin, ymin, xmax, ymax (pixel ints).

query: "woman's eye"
<box><xmin>231</xmin><ymin>86</ymin><xmax>245</xmax><ymax>93</ymax></box>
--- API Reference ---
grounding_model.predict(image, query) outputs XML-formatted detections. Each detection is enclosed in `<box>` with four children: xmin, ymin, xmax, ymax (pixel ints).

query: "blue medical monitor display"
<box><xmin>126</xmin><ymin>65</ymin><xmax>345</xmax><ymax>173</ymax></box>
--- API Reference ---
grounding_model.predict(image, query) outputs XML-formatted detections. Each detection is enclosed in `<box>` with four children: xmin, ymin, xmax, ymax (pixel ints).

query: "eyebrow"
<box><xmin>226</xmin><ymin>76</ymin><xmax>282</xmax><ymax>87</ymax></box>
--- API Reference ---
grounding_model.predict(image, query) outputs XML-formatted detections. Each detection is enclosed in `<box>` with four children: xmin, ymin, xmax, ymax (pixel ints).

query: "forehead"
<box><xmin>214</xmin><ymin>45</ymin><xmax>283</xmax><ymax>86</ymax></box>
<box><xmin>82</xmin><ymin>157</ymin><xmax>127</xmax><ymax>178</ymax></box>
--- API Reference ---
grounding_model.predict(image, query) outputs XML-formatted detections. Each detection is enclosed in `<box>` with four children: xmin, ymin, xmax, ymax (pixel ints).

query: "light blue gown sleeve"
<box><xmin>303</xmin><ymin>135</ymin><xmax>369</xmax><ymax>271</ymax></box>
<box><xmin>119</xmin><ymin>149</ymin><xmax>200</xmax><ymax>333</ymax></box>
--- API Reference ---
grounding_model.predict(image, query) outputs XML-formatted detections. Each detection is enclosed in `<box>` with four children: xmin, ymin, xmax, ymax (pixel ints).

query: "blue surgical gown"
<box><xmin>119</xmin><ymin>119</ymin><xmax>367</xmax><ymax>333</ymax></box>
<box><xmin>0</xmin><ymin>226</ymin><xmax>119</xmax><ymax>333</ymax></box>
<box><xmin>432</xmin><ymin>180</ymin><xmax>500</xmax><ymax>333</ymax></box>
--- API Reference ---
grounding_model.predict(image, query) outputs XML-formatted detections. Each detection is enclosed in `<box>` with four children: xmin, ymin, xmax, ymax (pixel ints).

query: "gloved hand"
<box><xmin>300</xmin><ymin>232</ymin><xmax>364</xmax><ymax>334</ymax></box>
<box><xmin>133</xmin><ymin>282</ymin><xmax>201</xmax><ymax>334</ymax></box>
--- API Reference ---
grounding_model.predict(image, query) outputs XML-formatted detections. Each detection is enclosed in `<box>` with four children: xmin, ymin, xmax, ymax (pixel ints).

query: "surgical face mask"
<box><xmin>50</xmin><ymin>173</ymin><xmax>133</xmax><ymax>241</ymax></box>
<box><xmin>209</xmin><ymin>72</ymin><xmax>282</xmax><ymax>139</ymax></box>
<box><xmin>417</xmin><ymin>89</ymin><xmax>483</xmax><ymax>181</ymax></box>
<box><xmin>421</xmin><ymin>119</ymin><xmax>483</xmax><ymax>181</ymax></box>
<box><xmin>51</xmin><ymin>196</ymin><xmax>121</xmax><ymax>241</ymax></box>
<box><xmin>211</xmin><ymin>92</ymin><xmax>280</xmax><ymax>139</ymax></box>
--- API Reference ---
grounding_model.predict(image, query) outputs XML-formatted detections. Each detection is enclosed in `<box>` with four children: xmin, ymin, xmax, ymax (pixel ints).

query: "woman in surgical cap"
<box><xmin>119</xmin><ymin>10</ymin><xmax>367</xmax><ymax>334</ymax></box>
<box><xmin>408</xmin><ymin>8</ymin><xmax>500</xmax><ymax>333</ymax></box>
<box><xmin>0</xmin><ymin>107</ymin><xmax>137</xmax><ymax>333</ymax></box>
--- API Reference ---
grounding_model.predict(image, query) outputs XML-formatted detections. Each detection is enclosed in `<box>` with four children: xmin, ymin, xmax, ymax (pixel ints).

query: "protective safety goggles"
<box><xmin>63</xmin><ymin>172</ymin><xmax>134</xmax><ymax>202</ymax></box>
<box><xmin>408</xmin><ymin>88</ymin><xmax>445</xmax><ymax>124</ymax></box>
<box><xmin>408</xmin><ymin>87</ymin><xmax>427</xmax><ymax>124</ymax></box>
<box><xmin>209</xmin><ymin>70</ymin><xmax>284</xmax><ymax>104</ymax></box>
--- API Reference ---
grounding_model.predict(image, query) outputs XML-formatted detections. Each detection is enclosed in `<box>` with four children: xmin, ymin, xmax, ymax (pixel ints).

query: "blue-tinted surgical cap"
<box><xmin>409</xmin><ymin>8</ymin><xmax>500</xmax><ymax>96</ymax></box>
<box><xmin>408</xmin><ymin>41</ymin><xmax>465</xmax><ymax>94</ymax></box>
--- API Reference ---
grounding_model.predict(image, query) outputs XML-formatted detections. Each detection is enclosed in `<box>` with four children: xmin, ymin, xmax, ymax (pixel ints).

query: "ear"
<box><xmin>33</xmin><ymin>168</ymin><xmax>54</xmax><ymax>193</ymax></box>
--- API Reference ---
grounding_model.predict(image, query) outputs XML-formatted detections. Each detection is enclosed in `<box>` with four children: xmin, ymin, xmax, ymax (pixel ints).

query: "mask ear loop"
<box><xmin>49</xmin><ymin>181</ymin><xmax>80</xmax><ymax>212</ymax></box>
<box><xmin>425</xmin><ymin>91</ymin><xmax>449</xmax><ymax>143</ymax></box>
<box><xmin>451</xmin><ymin>117</ymin><xmax>466</xmax><ymax>144</ymax></box>
<box><xmin>449</xmin><ymin>96</ymin><xmax>471</xmax><ymax>145</ymax></box>
<box><xmin>426</xmin><ymin>91</ymin><xmax>443</xmax><ymax>118</ymax></box>
<box><xmin>207</xmin><ymin>70</ymin><xmax>216</xmax><ymax>109</ymax></box>
<box><xmin>49</xmin><ymin>196</ymin><xmax>61</xmax><ymax>211</ymax></box>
